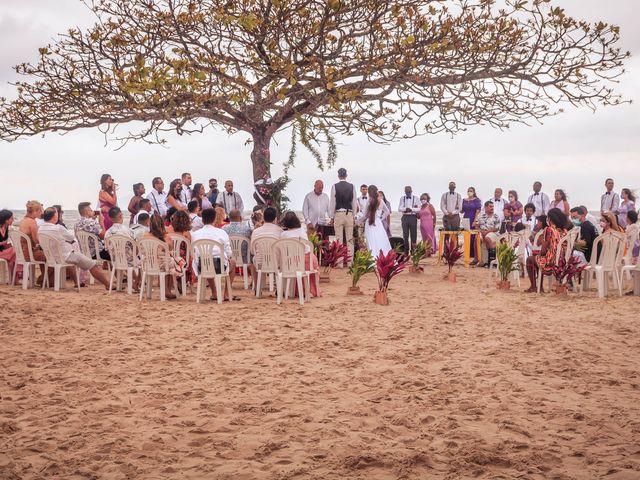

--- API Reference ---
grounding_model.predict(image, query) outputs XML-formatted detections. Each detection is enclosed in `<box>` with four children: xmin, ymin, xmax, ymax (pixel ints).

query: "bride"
<box><xmin>358</xmin><ymin>185</ymin><xmax>392</xmax><ymax>258</ymax></box>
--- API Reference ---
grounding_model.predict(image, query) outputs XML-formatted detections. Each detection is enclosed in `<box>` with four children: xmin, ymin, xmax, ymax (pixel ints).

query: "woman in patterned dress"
<box><xmin>525</xmin><ymin>208</ymin><xmax>568</xmax><ymax>293</ymax></box>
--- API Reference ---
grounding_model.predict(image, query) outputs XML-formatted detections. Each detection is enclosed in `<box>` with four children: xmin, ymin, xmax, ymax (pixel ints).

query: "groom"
<box><xmin>329</xmin><ymin>168</ymin><xmax>357</xmax><ymax>266</ymax></box>
<box><xmin>398</xmin><ymin>186</ymin><xmax>421</xmax><ymax>253</ymax></box>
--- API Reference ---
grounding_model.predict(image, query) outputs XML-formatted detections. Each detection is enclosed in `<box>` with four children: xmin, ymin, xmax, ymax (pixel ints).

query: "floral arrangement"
<box><xmin>307</xmin><ymin>230</ymin><xmax>322</xmax><ymax>256</ymax></box>
<box><xmin>496</xmin><ymin>242</ymin><xmax>520</xmax><ymax>282</ymax></box>
<box><xmin>551</xmin><ymin>255</ymin><xmax>587</xmax><ymax>285</ymax></box>
<box><xmin>375</xmin><ymin>249</ymin><xmax>409</xmax><ymax>293</ymax></box>
<box><xmin>441</xmin><ymin>237</ymin><xmax>462</xmax><ymax>273</ymax></box>
<box><xmin>321</xmin><ymin>239</ymin><xmax>351</xmax><ymax>273</ymax></box>
<box><xmin>410</xmin><ymin>240</ymin><xmax>432</xmax><ymax>271</ymax></box>
<box><xmin>348</xmin><ymin>249</ymin><xmax>376</xmax><ymax>288</ymax></box>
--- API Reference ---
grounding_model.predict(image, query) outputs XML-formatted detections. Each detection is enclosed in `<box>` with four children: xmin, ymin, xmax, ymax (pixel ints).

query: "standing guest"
<box><xmin>398</xmin><ymin>186</ymin><xmax>421</xmax><ymax>253</ymax></box>
<box><xmin>187</xmin><ymin>200</ymin><xmax>204</xmax><ymax>231</ymax></box>
<box><xmin>207</xmin><ymin>178</ymin><xmax>219</xmax><ymax>206</ymax></box>
<box><xmin>105</xmin><ymin>207</ymin><xmax>134</xmax><ymax>239</ymax></box>
<box><xmin>192</xmin><ymin>183</ymin><xmax>213</xmax><ymax>211</ymax></box>
<box><xmin>475</xmin><ymin>201</ymin><xmax>501</xmax><ymax>265</ymax></box>
<box><xmin>462</xmin><ymin>187</ymin><xmax>482</xmax><ymax>229</ymax></box>
<box><xmin>508</xmin><ymin>190</ymin><xmax>524</xmax><ymax>223</ymax></box>
<box><xmin>570</xmin><ymin>206</ymin><xmax>598</xmax><ymax>264</ymax></box>
<box><xmin>98</xmin><ymin>174</ymin><xmax>118</xmax><ymax>230</ymax></box>
<box><xmin>0</xmin><ymin>210</ymin><xmax>17</xmax><ymax>275</ymax></box>
<box><xmin>550</xmin><ymin>189</ymin><xmax>570</xmax><ymax>216</ymax></box>
<box><xmin>53</xmin><ymin>205</ymin><xmax>66</xmax><ymax>228</ymax></box>
<box><xmin>142</xmin><ymin>214</ymin><xmax>176</xmax><ymax>299</ymax></box>
<box><xmin>525</xmin><ymin>208</ymin><xmax>568</xmax><ymax>293</ymax></box>
<box><xmin>74</xmin><ymin>202</ymin><xmax>109</xmax><ymax>260</ymax></box>
<box><xmin>358</xmin><ymin>185</ymin><xmax>391</xmax><ymax>259</ymax></box>
<box><xmin>600</xmin><ymin>178</ymin><xmax>620</xmax><ymax>215</ymax></box>
<box><xmin>191</xmin><ymin>208</ymin><xmax>237</xmax><ymax>301</ymax></box>
<box><xmin>522</xmin><ymin>203</ymin><xmax>537</xmax><ymax>232</ymax></box>
<box><xmin>128</xmin><ymin>183</ymin><xmax>145</xmax><ymax>224</ymax></box>
<box><xmin>491</xmin><ymin>188</ymin><xmax>507</xmax><ymax>221</ymax></box>
<box><xmin>134</xmin><ymin>198</ymin><xmax>152</xmax><ymax>224</ymax></box>
<box><xmin>329</xmin><ymin>168</ymin><xmax>357</xmax><ymax>265</ymax></box>
<box><xmin>440</xmin><ymin>181</ymin><xmax>462</xmax><ymax>231</ymax></box>
<box><xmin>131</xmin><ymin>213</ymin><xmax>150</xmax><ymax>240</ymax></box>
<box><xmin>418</xmin><ymin>193</ymin><xmax>437</xmax><ymax>254</ymax></box>
<box><xmin>216</xmin><ymin>180</ymin><xmax>244</xmax><ymax>216</ymax></box>
<box><xmin>251</xmin><ymin>207</ymin><xmax>282</xmax><ymax>242</ymax></box>
<box><xmin>302</xmin><ymin>180</ymin><xmax>330</xmax><ymax>234</ymax></box>
<box><xmin>527</xmin><ymin>181</ymin><xmax>550</xmax><ymax>218</ymax></box>
<box><xmin>179</xmin><ymin>172</ymin><xmax>193</xmax><ymax>205</ymax></box>
<box><xmin>356</xmin><ymin>184</ymin><xmax>369</xmax><ymax>219</ymax></box>
<box><xmin>378</xmin><ymin>191</ymin><xmax>393</xmax><ymax>237</ymax></box>
<box><xmin>147</xmin><ymin>177</ymin><xmax>167</xmax><ymax>217</ymax></box>
<box><xmin>166</xmin><ymin>179</ymin><xmax>187</xmax><ymax>211</ymax></box>
<box><xmin>19</xmin><ymin>200</ymin><xmax>46</xmax><ymax>283</ymax></box>
<box><xmin>280</xmin><ymin>211</ymin><xmax>320</xmax><ymax>297</ymax></box>
<box><xmin>223</xmin><ymin>209</ymin><xmax>252</xmax><ymax>263</ymax></box>
<box><xmin>617</xmin><ymin>188</ymin><xmax>636</xmax><ymax>229</ymax></box>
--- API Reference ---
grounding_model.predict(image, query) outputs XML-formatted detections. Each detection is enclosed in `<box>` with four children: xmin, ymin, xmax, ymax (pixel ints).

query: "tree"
<box><xmin>0</xmin><ymin>0</ymin><xmax>629</xmax><ymax>186</ymax></box>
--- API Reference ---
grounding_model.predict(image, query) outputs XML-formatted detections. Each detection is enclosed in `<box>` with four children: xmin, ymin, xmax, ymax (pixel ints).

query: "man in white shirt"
<box><xmin>440</xmin><ymin>181</ymin><xmax>462</xmax><ymax>230</ymax></box>
<box><xmin>302</xmin><ymin>180</ymin><xmax>330</xmax><ymax>234</ymax></box>
<box><xmin>147</xmin><ymin>177</ymin><xmax>167</xmax><ymax>217</ymax></box>
<box><xmin>250</xmin><ymin>207</ymin><xmax>283</xmax><ymax>242</ymax></box>
<box><xmin>491</xmin><ymin>188</ymin><xmax>506</xmax><ymax>221</ymax></box>
<box><xmin>216</xmin><ymin>180</ymin><xmax>244</xmax><ymax>216</ymax></box>
<box><xmin>131</xmin><ymin>213</ymin><xmax>150</xmax><ymax>240</ymax></box>
<box><xmin>521</xmin><ymin>203</ymin><xmax>537</xmax><ymax>232</ymax></box>
<box><xmin>191</xmin><ymin>207</ymin><xmax>237</xmax><ymax>300</ymax></box>
<box><xmin>475</xmin><ymin>201</ymin><xmax>501</xmax><ymax>266</ymax></box>
<box><xmin>526</xmin><ymin>181</ymin><xmax>550</xmax><ymax>218</ymax></box>
<box><xmin>187</xmin><ymin>200</ymin><xmax>204</xmax><ymax>231</ymax></box>
<box><xmin>39</xmin><ymin>207</ymin><xmax>110</xmax><ymax>288</ymax></box>
<box><xmin>355</xmin><ymin>184</ymin><xmax>369</xmax><ymax>219</ymax></box>
<box><xmin>179</xmin><ymin>172</ymin><xmax>193</xmax><ymax>205</ymax></box>
<box><xmin>398</xmin><ymin>186</ymin><xmax>421</xmax><ymax>253</ymax></box>
<box><xmin>600</xmin><ymin>178</ymin><xmax>620</xmax><ymax>215</ymax></box>
<box><xmin>104</xmin><ymin>207</ymin><xmax>134</xmax><ymax>239</ymax></box>
<box><xmin>133</xmin><ymin>198</ymin><xmax>153</xmax><ymax>224</ymax></box>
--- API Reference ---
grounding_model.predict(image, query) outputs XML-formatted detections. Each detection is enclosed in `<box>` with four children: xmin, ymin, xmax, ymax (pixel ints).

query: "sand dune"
<box><xmin>1</xmin><ymin>262</ymin><xmax>639</xmax><ymax>479</ymax></box>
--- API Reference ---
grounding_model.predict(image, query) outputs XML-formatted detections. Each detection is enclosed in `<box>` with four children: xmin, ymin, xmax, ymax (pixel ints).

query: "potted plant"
<box><xmin>441</xmin><ymin>237</ymin><xmax>462</xmax><ymax>282</ymax></box>
<box><xmin>320</xmin><ymin>240</ymin><xmax>351</xmax><ymax>282</ymax></box>
<box><xmin>374</xmin><ymin>249</ymin><xmax>409</xmax><ymax>305</ymax></box>
<box><xmin>550</xmin><ymin>255</ymin><xmax>587</xmax><ymax>295</ymax></box>
<box><xmin>409</xmin><ymin>240</ymin><xmax>432</xmax><ymax>273</ymax></box>
<box><xmin>496</xmin><ymin>242</ymin><xmax>520</xmax><ymax>290</ymax></box>
<box><xmin>347</xmin><ymin>249</ymin><xmax>375</xmax><ymax>295</ymax></box>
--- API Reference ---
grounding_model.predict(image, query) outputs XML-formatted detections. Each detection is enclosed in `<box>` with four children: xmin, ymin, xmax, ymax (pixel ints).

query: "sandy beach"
<box><xmin>1</xmin><ymin>261</ymin><xmax>639</xmax><ymax>479</ymax></box>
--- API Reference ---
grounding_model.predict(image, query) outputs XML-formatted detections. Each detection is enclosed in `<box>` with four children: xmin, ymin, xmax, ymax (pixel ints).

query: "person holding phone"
<box><xmin>99</xmin><ymin>173</ymin><xmax>118</xmax><ymax>229</ymax></box>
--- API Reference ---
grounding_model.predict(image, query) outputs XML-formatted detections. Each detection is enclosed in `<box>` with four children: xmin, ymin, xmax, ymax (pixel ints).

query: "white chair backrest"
<box><xmin>508</xmin><ymin>231</ymin><xmax>527</xmax><ymax>257</ymax></box>
<box><xmin>555</xmin><ymin>231</ymin><xmax>576</xmax><ymax>264</ymax></box>
<box><xmin>76</xmin><ymin>230</ymin><xmax>101</xmax><ymax>259</ymax></box>
<box><xmin>192</xmin><ymin>239</ymin><xmax>226</xmax><ymax>276</ymax></box>
<box><xmin>138</xmin><ymin>237</ymin><xmax>170</xmax><ymax>274</ymax></box>
<box><xmin>589</xmin><ymin>231</ymin><xmax>625</xmax><ymax>268</ymax></box>
<box><xmin>623</xmin><ymin>228</ymin><xmax>640</xmax><ymax>263</ymax></box>
<box><xmin>106</xmin><ymin>234</ymin><xmax>138</xmax><ymax>268</ymax></box>
<box><xmin>8</xmin><ymin>229</ymin><xmax>34</xmax><ymax>263</ymax></box>
<box><xmin>273</xmin><ymin>239</ymin><xmax>306</xmax><ymax>275</ymax></box>
<box><xmin>532</xmin><ymin>229</ymin><xmax>544</xmax><ymax>249</ymax></box>
<box><xmin>229</xmin><ymin>235</ymin><xmax>250</xmax><ymax>264</ymax></box>
<box><xmin>298</xmin><ymin>238</ymin><xmax>314</xmax><ymax>255</ymax></box>
<box><xmin>168</xmin><ymin>233</ymin><xmax>191</xmax><ymax>262</ymax></box>
<box><xmin>251</xmin><ymin>237</ymin><xmax>278</xmax><ymax>271</ymax></box>
<box><xmin>38</xmin><ymin>232</ymin><xmax>67</xmax><ymax>266</ymax></box>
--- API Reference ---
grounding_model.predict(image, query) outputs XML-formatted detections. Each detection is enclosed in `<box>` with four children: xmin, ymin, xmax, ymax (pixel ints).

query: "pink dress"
<box><xmin>100</xmin><ymin>193</ymin><xmax>116</xmax><ymax>230</ymax></box>
<box><xmin>418</xmin><ymin>205</ymin><xmax>437</xmax><ymax>251</ymax></box>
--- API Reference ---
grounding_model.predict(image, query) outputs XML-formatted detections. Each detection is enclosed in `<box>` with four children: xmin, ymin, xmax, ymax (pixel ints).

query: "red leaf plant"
<box><xmin>321</xmin><ymin>239</ymin><xmax>351</xmax><ymax>273</ymax></box>
<box><xmin>375</xmin><ymin>249</ymin><xmax>409</xmax><ymax>293</ymax></box>
<box><xmin>442</xmin><ymin>237</ymin><xmax>462</xmax><ymax>273</ymax></box>
<box><xmin>551</xmin><ymin>255</ymin><xmax>587</xmax><ymax>285</ymax></box>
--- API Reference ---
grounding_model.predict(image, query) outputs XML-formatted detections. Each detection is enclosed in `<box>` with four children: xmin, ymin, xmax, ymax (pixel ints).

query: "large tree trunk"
<box><xmin>250</xmin><ymin>129</ymin><xmax>272</xmax><ymax>182</ymax></box>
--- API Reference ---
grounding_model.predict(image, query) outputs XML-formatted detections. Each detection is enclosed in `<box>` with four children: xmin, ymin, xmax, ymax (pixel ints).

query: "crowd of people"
<box><xmin>0</xmin><ymin>169</ymin><xmax>638</xmax><ymax>298</ymax></box>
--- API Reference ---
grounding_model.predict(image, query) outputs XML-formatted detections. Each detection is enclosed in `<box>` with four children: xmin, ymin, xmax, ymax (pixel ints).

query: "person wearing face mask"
<box><xmin>570</xmin><ymin>206</ymin><xmax>598</xmax><ymax>264</ymax></box>
<box><xmin>398</xmin><ymin>186</ymin><xmax>421</xmax><ymax>253</ymax></box>
<box><xmin>508</xmin><ymin>190</ymin><xmax>524</xmax><ymax>223</ymax></box>
<box><xmin>418</xmin><ymin>193</ymin><xmax>437</xmax><ymax>255</ymax></box>
<box><xmin>462</xmin><ymin>187</ymin><xmax>481</xmax><ymax>262</ymax></box>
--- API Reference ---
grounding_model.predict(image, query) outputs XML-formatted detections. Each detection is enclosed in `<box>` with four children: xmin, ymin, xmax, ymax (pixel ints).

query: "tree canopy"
<box><xmin>0</xmin><ymin>0</ymin><xmax>629</xmax><ymax>182</ymax></box>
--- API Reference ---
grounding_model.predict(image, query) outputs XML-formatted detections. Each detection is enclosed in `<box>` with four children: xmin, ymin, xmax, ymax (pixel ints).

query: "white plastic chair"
<box><xmin>38</xmin><ymin>232</ymin><xmax>81</xmax><ymax>292</ymax></box>
<box><xmin>138</xmin><ymin>237</ymin><xmax>176</xmax><ymax>302</ymax></box>
<box><xmin>192</xmin><ymin>239</ymin><xmax>233</xmax><ymax>304</ymax></box>
<box><xmin>299</xmin><ymin>238</ymin><xmax>320</xmax><ymax>297</ymax></box>
<box><xmin>581</xmin><ymin>231</ymin><xmax>625</xmax><ymax>298</ymax></box>
<box><xmin>0</xmin><ymin>258</ymin><xmax>10</xmax><ymax>285</ymax></box>
<box><xmin>229</xmin><ymin>235</ymin><xmax>251</xmax><ymax>290</ymax></box>
<box><xmin>8</xmin><ymin>229</ymin><xmax>45</xmax><ymax>289</ymax></box>
<box><xmin>169</xmin><ymin>233</ymin><xmax>191</xmax><ymax>296</ymax></box>
<box><xmin>620</xmin><ymin>228</ymin><xmax>640</xmax><ymax>294</ymax></box>
<box><xmin>76</xmin><ymin>230</ymin><xmax>109</xmax><ymax>285</ymax></box>
<box><xmin>105</xmin><ymin>234</ymin><xmax>139</xmax><ymax>295</ymax></box>
<box><xmin>251</xmin><ymin>237</ymin><xmax>278</xmax><ymax>297</ymax></box>
<box><xmin>273</xmin><ymin>238</ymin><xmax>311</xmax><ymax>305</ymax></box>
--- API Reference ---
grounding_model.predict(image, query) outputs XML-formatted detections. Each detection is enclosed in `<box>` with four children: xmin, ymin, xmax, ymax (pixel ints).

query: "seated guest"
<box><xmin>251</xmin><ymin>210</ymin><xmax>264</xmax><ymax>230</ymax></box>
<box><xmin>499</xmin><ymin>204</ymin><xmax>515</xmax><ymax>234</ymax></box>
<box><xmin>223</xmin><ymin>209</ymin><xmax>252</xmax><ymax>263</ymax></box>
<box><xmin>187</xmin><ymin>200</ymin><xmax>204</xmax><ymax>231</ymax></box>
<box><xmin>508</xmin><ymin>190</ymin><xmax>524</xmax><ymax>223</ymax></box>
<box><xmin>53</xmin><ymin>205</ymin><xmax>67</xmax><ymax>228</ymax></box>
<box><xmin>171</xmin><ymin>210</ymin><xmax>193</xmax><ymax>290</ymax></box>
<box><xmin>474</xmin><ymin>201</ymin><xmax>501</xmax><ymax>266</ymax></box>
<box><xmin>191</xmin><ymin>208</ymin><xmax>237</xmax><ymax>301</ymax></box>
<box><xmin>214</xmin><ymin>206</ymin><xmax>228</xmax><ymax>228</ymax></box>
<box><xmin>39</xmin><ymin>207</ymin><xmax>110</xmax><ymax>289</ymax></box>
<box><xmin>0</xmin><ymin>209</ymin><xmax>17</xmax><ymax>275</ymax></box>
<box><xmin>280</xmin><ymin>211</ymin><xmax>320</xmax><ymax>297</ymax></box>
<box><xmin>131</xmin><ymin>213</ymin><xmax>150</xmax><ymax>240</ymax></box>
<box><xmin>128</xmin><ymin>183</ymin><xmax>145</xmax><ymax>224</ymax></box>
<box><xmin>570</xmin><ymin>206</ymin><xmax>598</xmax><ymax>264</ymax></box>
<box><xmin>105</xmin><ymin>207</ymin><xmax>134</xmax><ymax>239</ymax></box>
<box><xmin>134</xmin><ymin>198</ymin><xmax>152</xmax><ymax>224</ymax></box>
<box><xmin>141</xmin><ymin>214</ymin><xmax>177</xmax><ymax>299</ymax></box>
<box><xmin>20</xmin><ymin>200</ymin><xmax>46</xmax><ymax>284</ymax></box>
<box><xmin>525</xmin><ymin>208</ymin><xmax>568</xmax><ymax>292</ymax></box>
<box><xmin>251</xmin><ymin>207</ymin><xmax>282</xmax><ymax>242</ymax></box>
<box><xmin>164</xmin><ymin>207</ymin><xmax>178</xmax><ymax>232</ymax></box>
<box><xmin>522</xmin><ymin>203</ymin><xmax>537</xmax><ymax>232</ymax></box>
<box><xmin>626</xmin><ymin>210</ymin><xmax>639</xmax><ymax>262</ymax></box>
<box><xmin>74</xmin><ymin>202</ymin><xmax>110</xmax><ymax>261</ymax></box>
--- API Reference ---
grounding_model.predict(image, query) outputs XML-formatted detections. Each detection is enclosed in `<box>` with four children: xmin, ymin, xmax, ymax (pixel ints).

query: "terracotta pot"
<box><xmin>347</xmin><ymin>286</ymin><xmax>363</xmax><ymax>296</ymax></box>
<box><xmin>319</xmin><ymin>271</ymin><xmax>331</xmax><ymax>283</ymax></box>
<box><xmin>409</xmin><ymin>265</ymin><xmax>423</xmax><ymax>274</ymax></box>
<box><xmin>497</xmin><ymin>280</ymin><xmax>511</xmax><ymax>290</ymax></box>
<box><xmin>555</xmin><ymin>284</ymin><xmax>568</xmax><ymax>295</ymax></box>
<box><xmin>445</xmin><ymin>271</ymin><xmax>457</xmax><ymax>283</ymax></box>
<box><xmin>374</xmin><ymin>291</ymin><xmax>389</xmax><ymax>305</ymax></box>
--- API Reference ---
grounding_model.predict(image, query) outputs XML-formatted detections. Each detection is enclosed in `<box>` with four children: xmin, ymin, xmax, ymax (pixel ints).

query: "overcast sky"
<box><xmin>0</xmin><ymin>0</ymin><xmax>638</xmax><ymax>212</ymax></box>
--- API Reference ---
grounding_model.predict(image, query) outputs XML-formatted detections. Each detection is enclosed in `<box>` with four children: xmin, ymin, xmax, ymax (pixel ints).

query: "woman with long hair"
<box><xmin>550</xmin><ymin>189</ymin><xmax>570</xmax><ymax>217</ymax></box>
<box><xmin>191</xmin><ymin>183</ymin><xmax>213</xmax><ymax>211</ymax></box>
<box><xmin>618</xmin><ymin>188</ymin><xmax>636</xmax><ymax>229</ymax></box>
<box><xmin>280</xmin><ymin>211</ymin><xmax>320</xmax><ymax>297</ymax></box>
<box><xmin>19</xmin><ymin>200</ymin><xmax>47</xmax><ymax>285</ymax></box>
<box><xmin>165</xmin><ymin>179</ymin><xmax>187</xmax><ymax>211</ymax></box>
<box><xmin>171</xmin><ymin>211</ymin><xmax>193</xmax><ymax>290</ymax></box>
<box><xmin>525</xmin><ymin>208</ymin><xmax>568</xmax><ymax>293</ymax></box>
<box><xmin>0</xmin><ymin>210</ymin><xmax>17</xmax><ymax>276</ymax></box>
<box><xmin>142</xmin><ymin>214</ymin><xmax>176</xmax><ymax>299</ymax></box>
<box><xmin>214</xmin><ymin>206</ymin><xmax>228</xmax><ymax>228</ymax></box>
<box><xmin>99</xmin><ymin>174</ymin><xmax>118</xmax><ymax>229</ymax></box>
<box><xmin>127</xmin><ymin>183</ymin><xmax>145</xmax><ymax>225</ymax></box>
<box><xmin>358</xmin><ymin>185</ymin><xmax>391</xmax><ymax>258</ymax></box>
<box><xmin>418</xmin><ymin>193</ymin><xmax>437</xmax><ymax>255</ymax></box>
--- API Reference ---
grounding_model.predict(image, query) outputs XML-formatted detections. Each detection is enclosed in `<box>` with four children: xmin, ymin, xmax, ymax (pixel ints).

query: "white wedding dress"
<box><xmin>360</xmin><ymin>202</ymin><xmax>392</xmax><ymax>258</ymax></box>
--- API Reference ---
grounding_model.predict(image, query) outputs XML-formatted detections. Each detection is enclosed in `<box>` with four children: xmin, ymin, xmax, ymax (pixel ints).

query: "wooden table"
<box><xmin>437</xmin><ymin>230</ymin><xmax>482</xmax><ymax>268</ymax></box>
